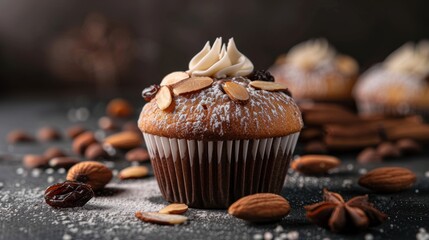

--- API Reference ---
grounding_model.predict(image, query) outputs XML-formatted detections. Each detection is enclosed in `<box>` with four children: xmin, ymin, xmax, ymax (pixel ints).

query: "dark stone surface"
<box><xmin>0</xmin><ymin>97</ymin><xmax>428</xmax><ymax>240</ymax></box>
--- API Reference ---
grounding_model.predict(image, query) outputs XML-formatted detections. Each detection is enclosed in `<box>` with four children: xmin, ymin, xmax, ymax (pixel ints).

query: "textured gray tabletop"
<box><xmin>0</xmin><ymin>96</ymin><xmax>428</xmax><ymax>240</ymax></box>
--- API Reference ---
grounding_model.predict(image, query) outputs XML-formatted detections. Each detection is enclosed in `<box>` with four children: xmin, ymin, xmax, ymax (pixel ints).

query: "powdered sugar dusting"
<box><xmin>354</xmin><ymin>65</ymin><xmax>427</xmax><ymax>103</ymax></box>
<box><xmin>270</xmin><ymin>63</ymin><xmax>354</xmax><ymax>100</ymax></box>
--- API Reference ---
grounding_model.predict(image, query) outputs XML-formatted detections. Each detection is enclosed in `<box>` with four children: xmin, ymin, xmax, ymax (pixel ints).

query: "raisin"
<box><xmin>44</xmin><ymin>181</ymin><xmax>94</xmax><ymax>208</ymax></box>
<box><xmin>249</xmin><ymin>70</ymin><xmax>275</xmax><ymax>82</ymax></box>
<box><xmin>142</xmin><ymin>85</ymin><xmax>160</xmax><ymax>102</ymax></box>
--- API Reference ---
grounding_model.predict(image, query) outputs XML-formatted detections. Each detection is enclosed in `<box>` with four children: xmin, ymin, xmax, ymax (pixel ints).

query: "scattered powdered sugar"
<box><xmin>263</xmin><ymin>232</ymin><xmax>273</xmax><ymax>240</ymax></box>
<box><xmin>417</xmin><ymin>228</ymin><xmax>429</xmax><ymax>240</ymax></box>
<box><xmin>254</xmin><ymin>228</ymin><xmax>299</xmax><ymax>240</ymax></box>
<box><xmin>253</xmin><ymin>233</ymin><xmax>263</xmax><ymax>240</ymax></box>
<box><xmin>364</xmin><ymin>233</ymin><xmax>374</xmax><ymax>240</ymax></box>
<box><xmin>16</xmin><ymin>167</ymin><xmax>24</xmax><ymax>175</ymax></box>
<box><xmin>286</xmin><ymin>169</ymin><xmax>332</xmax><ymax>189</ymax></box>
<box><xmin>0</xmin><ymin>173</ymin><xmax>243</xmax><ymax>239</ymax></box>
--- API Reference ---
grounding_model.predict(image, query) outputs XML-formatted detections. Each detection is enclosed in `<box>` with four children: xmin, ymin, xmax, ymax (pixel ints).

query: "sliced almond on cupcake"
<box><xmin>161</xmin><ymin>71</ymin><xmax>189</xmax><ymax>86</ymax></box>
<box><xmin>156</xmin><ymin>86</ymin><xmax>173</xmax><ymax>110</ymax></box>
<box><xmin>250</xmin><ymin>81</ymin><xmax>288</xmax><ymax>91</ymax></box>
<box><xmin>172</xmin><ymin>77</ymin><xmax>213</xmax><ymax>95</ymax></box>
<box><xmin>222</xmin><ymin>82</ymin><xmax>249</xmax><ymax>102</ymax></box>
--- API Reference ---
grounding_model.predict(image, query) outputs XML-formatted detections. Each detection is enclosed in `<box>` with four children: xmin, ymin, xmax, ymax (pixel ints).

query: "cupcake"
<box><xmin>138</xmin><ymin>37</ymin><xmax>303</xmax><ymax>208</ymax></box>
<box><xmin>269</xmin><ymin>39</ymin><xmax>358</xmax><ymax>103</ymax></box>
<box><xmin>353</xmin><ymin>41</ymin><xmax>429</xmax><ymax>117</ymax></box>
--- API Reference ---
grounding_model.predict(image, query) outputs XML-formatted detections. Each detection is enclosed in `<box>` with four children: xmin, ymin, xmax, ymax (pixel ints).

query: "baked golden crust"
<box><xmin>138</xmin><ymin>78</ymin><xmax>303</xmax><ymax>140</ymax></box>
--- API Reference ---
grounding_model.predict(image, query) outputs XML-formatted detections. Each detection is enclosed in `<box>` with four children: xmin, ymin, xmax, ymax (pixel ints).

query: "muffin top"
<box><xmin>269</xmin><ymin>39</ymin><xmax>358</xmax><ymax>101</ymax></box>
<box><xmin>139</xmin><ymin>38</ymin><xmax>303</xmax><ymax>140</ymax></box>
<box><xmin>353</xmin><ymin>41</ymin><xmax>429</xmax><ymax>107</ymax></box>
<box><xmin>271</xmin><ymin>39</ymin><xmax>358</xmax><ymax>77</ymax></box>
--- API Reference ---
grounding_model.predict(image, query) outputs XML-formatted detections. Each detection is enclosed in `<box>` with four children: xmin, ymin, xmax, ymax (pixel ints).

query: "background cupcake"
<box><xmin>139</xmin><ymin>38</ymin><xmax>303</xmax><ymax>208</ymax></box>
<box><xmin>353</xmin><ymin>41</ymin><xmax>429</xmax><ymax>117</ymax></box>
<box><xmin>270</xmin><ymin>39</ymin><xmax>359</xmax><ymax>104</ymax></box>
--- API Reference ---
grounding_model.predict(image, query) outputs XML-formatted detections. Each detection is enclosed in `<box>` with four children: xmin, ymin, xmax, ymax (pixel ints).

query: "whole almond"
<box><xmin>135</xmin><ymin>211</ymin><xmax>187</xmax><ymax>225</ymax></box>
<box><xmin>106</xmin><ymin>98</ymin><xmax>133</xmax><ymax>118</ymax></box>
<box><xmin>396</xmin><ymin>138</ymin><xmax>422</xmax><ymax>155</ymax></box>
<box><xmin>85</xmin><ymin>143</ymin><xmax>107</xmax><ymax>160</ymax></box>
<box><xmin>72</xmin><ymin>131</ymin><xmax>97</xmax><ymax>155</ymax></box>
<box><xmin>249</xmin><ymin>81</ymin><xmax>288</xmax><ymax>91</ymax></box>
<box><xmin>160</xmin><ymin>71</ymin><xmax>189</xmax><ymax>86</ymax></box>
<box><xmin>358</xmin><ymin>167</ymin><xmax>416</xmax><ymax>193</ymax></box>
<box><xmin>37</xmin><ymin>127</ymin><xmax>61</xmax><ymax>142</ymax></box>
<box><xmin>125</xmin><ymin>148</ymin><xmax>150</xmax><ymax>162</ymax></box>
<box><xmin>7</xmin><ymin>130</ymin><xmax>34</xmax><ymax>143</ymax></box>
<box><xmin>104</xmin><ymin>131</ymin><xmax>143</xmax><ymax>149</ymax></box>
<box><xmin>222</xmin><ymin>82</ymin><xmax>249</xmax><ymax>102</ymax></box>
<box><xmin>66</xmin><ymin>125</ymin><xmax>87</xmax><ymax>139</ymax></box>
<box><xmin>44</xmin><ymin>147</ymin><xmax>66</xmax><ymax>160</ymax></box>
<box><xmin>228</xmin><ymin>193</ymin><xmax>290</xmax><ymax>223</ymax></box>
<box><xmin>23</xmin><ymin>154</ymin><xmax>49</xmax><ymax>169</ymax></box>
<box><xmin>119</xmin><ymin>166</ymin><xmax>149</xmax><ymax>180</ymax></box>
<box><xmin>357</xmin><ymin>147</ymin><xmax>382</xmax><ymax>165</ymax></box>
<box><xmin>122</xmin><ymin>121</ymin><xmax>140</xmax><ymax>133</ymax></box>
<box><xmin>159</xmin><ymin>203</ymin><xmax>188</xmax><ymax>214</ymax></box>
<box><xmin>156</xmin><ymin>86</ymin><xmax>173</xmax><ymax>110</ymax></box>
<box><xmin>376</xmin><ymin>142</ymin><xmax>400</xmax><ymax>158</ymax></box>
<box><xmin>172</xmin><ymin>77</ymin><xmax>213</xmax><ymax>95</ymax></box>
<box><xmin>67</xmin><ymin>161</ymin><xmax>113</xmax><ymax>191</ymax></box>
<box><xmin>49</xmin><ymin>157</ymin><xmax>80</xmax><ymax>169</ymax></box>
<box><xmin>290</xmin><ymin>155</ymin><xmax>341</xmax><ymax>175</ymax></box>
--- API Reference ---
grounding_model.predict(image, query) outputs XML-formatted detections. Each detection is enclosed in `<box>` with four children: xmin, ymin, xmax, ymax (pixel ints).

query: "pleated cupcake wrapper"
<box><xmin>143</xmin><ymin>132</ymin><xmax>299</xmax><ymax>209</ymax></box>
<box><xmin>357</xmin><ymin>101</ymin><xmax>429</xmax><ymax>120</ymax></box>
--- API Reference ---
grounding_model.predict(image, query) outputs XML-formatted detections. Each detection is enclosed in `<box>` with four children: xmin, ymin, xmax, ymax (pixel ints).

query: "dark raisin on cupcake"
<box><xmin>249</xmin><ymin>70</ymin><xmax>275</xmax><ymax>82</ymax></box>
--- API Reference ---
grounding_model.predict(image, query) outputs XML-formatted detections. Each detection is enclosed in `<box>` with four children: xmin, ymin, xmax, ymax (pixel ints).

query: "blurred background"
<box><xmin>1</xmin><ymin>0</ymin><xmax>429</xmax><ymax>98</ymax></box>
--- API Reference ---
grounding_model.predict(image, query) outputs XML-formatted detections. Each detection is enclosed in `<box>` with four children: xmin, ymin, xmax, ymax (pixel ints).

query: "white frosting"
<box><xmin>286</xmin><ymin>38</ymin><xmax>336</xmax><ymax>70</ymax></box>
<box><xmin>187</xmin><ymin>37</ymin><xmax>254</xmax><ymax>78</ymax></box>
<box><xmin>384</xmin><ymin>41</ymin><xmax>429</xmax><ymax>77</ymax></box>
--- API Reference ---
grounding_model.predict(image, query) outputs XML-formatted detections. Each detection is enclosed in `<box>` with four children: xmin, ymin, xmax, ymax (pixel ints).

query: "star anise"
<box><xmin>304</xmin><ymin>189</ymin><xmax>387</xmax><ymax>233</ymax></box>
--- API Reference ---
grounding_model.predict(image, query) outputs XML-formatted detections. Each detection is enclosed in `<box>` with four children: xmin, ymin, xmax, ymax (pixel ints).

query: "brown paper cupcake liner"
<box><xmin>143</xmin><ymin>133</ymin><xmax>299</xmax><ymax>209</ymax></box>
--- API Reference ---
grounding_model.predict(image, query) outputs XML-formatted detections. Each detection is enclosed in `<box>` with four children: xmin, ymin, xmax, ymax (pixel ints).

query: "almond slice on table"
<box><xmin>135</xmin><ymin>211</ymin><xmax>188</xmax><ymax>225</ymax></box>
<box><xmin>103</xmin><ymin>131</ymin><xmax>143</xmax><ymax>149</ymax></box>
<box><xmin>118</xmin><ymin>166</ymin><xmax>149</xmax><ymax>180</ymax></box>
<box><xmin>160</xmin><ymin>71</ymin><xmax>189</xmax><ymax>86</ymax></box>
<box><xmin>291</xmin><ymin>155</ymin><xmax>341</xmax><ymax>175</ymax></box>
<box><xmin>159</xmin><ymin>203</ymin><xmax>188</xmax><ymax>214</ymax></box>
<box><xmin>172</xmin><ymin>77</ymin><xmax>213</xmax><ymax>95</ymax></box>
<box><xmin>249</xmin><ymin>81</ymin><xmax>288</xmax><ymax>91</ymax></box>
<box><xmin>228</xmin><ymin>193</ymin><xmax>291</xmax><ymax>223</ymax></box>
<box><xmin>222</xmin><ymin>82</ymin><xmax>249</xmax><ymax>102</ymax></box>
<box><xmin>156</xmin><ymin>86</ymin><xmax>173</xmax><ymax>110</ymax></box>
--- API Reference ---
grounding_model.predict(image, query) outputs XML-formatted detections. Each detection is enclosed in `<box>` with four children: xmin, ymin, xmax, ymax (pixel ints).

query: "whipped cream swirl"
<box><xmin>286</xmin><ymin>38</ymin><xmax>336</xmax><ymax>70</ymax></box>
<box><xmin>187</xmin><ymin>37</ymin><xmax>254</xmax><ymax>78</ymax></box>
<box><xmin>384</xmin><ymin>41</ymin><xmax>429</xmax><ymax>77</ymax></box>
